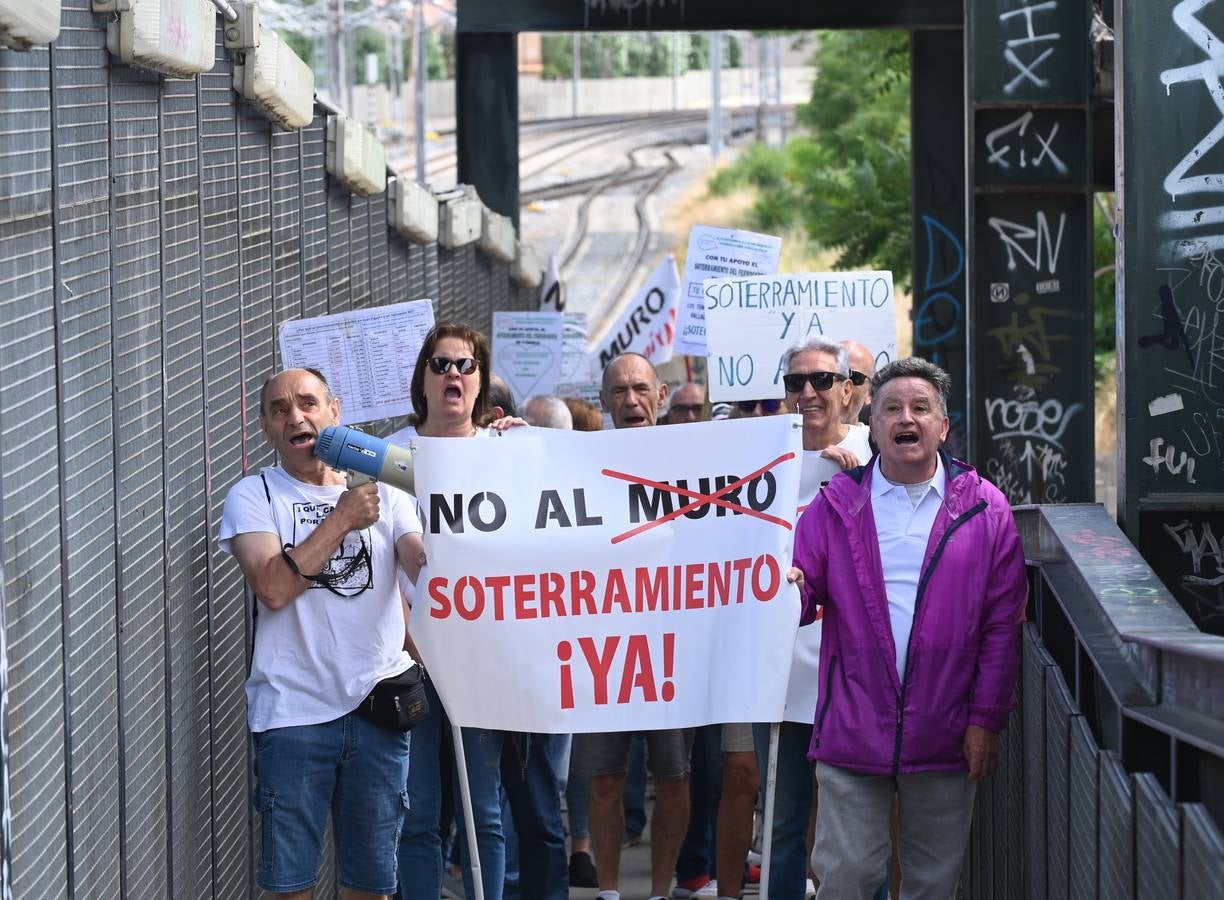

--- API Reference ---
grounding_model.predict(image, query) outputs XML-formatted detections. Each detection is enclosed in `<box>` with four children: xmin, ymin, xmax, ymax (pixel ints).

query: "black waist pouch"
<box><xmin>356</xmin><ymin>664</ymin><xmax>429</xmax><ymax>731</ymax></box>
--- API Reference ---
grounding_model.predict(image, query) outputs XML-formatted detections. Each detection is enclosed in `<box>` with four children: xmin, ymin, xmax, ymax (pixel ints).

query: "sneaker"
<box><xmin>692</xmin><ymin>879</ymin><xmax>720</xmax><ymax>897</ymax></box>
<box><xmin>672</xmin><ymin>874</ymin><xmax>713</xmax><ymax>898</ymax></box>
<box><xmin>745</xmin><ymin>864</ymin><xmax>761</xmax><ymax>884</ymax></box>
<box><xmin>746</xmin><ymin>850</ymin><xmax>762</xmax><ymax>866</ymax></box>
<box><xmin>804</xmin><ymin>877</ymin><xmax>817</xmax><ymax>899</ymax></box>
<box><xmin>569</xmin><ymin>851</ymin><xmax>599</xmax><ymax>889</ymax></box>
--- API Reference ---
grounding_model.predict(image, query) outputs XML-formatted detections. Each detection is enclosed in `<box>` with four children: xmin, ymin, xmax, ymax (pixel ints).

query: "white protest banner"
<box><xmin>410</xmin><ymin>416</ymin><xmax>804</xmax><ymax>733</ymax></box>
<box><xmin>704</xmin><ymin>271</ymin><xmax>897</xmax><ymax>402</ymax></box>
<box><xmin>674</xmin><ymin>226</ymin><xmax>782</xmax><ymax>357</ymax></box>
<box><xmin>492</xmin><ymin>310</ymin><xmax>565</xmax><ymax>405</ymax></box>
<box><xmin>589</xmin><ymin>255</ymin><xmax>680</xmax><ymax>376</ymax></box>
<box><xmin>279</xmin><ymin>299</ymin><xmax>435</xmax><ymax>424</ymax></box>
<box><xmin>540</xmin><ymin>253</ymin><xmax>564</xmax><ymax>311</ymax></box>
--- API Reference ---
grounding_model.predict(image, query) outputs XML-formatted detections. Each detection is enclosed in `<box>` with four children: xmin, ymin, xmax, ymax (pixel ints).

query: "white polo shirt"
<box><xmin>869</xmin><ymin>455</ymin><xmax>947</xmax><ymax>680</ymax></box>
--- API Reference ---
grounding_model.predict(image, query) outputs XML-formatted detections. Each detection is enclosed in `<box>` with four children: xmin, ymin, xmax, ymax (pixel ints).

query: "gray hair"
<box><xmin>781</xmin><ymin>337</ymin><xmax>850</xmax><ymax>376</ymax></box>
<box><xmin>523</xmin><ymin>395</ymin><xmax>574</xmax><ymax>430</ymax></box>
<box><xmin>871</xmin><ymin>357</ymin><xmax>952</xmax><ymax>416</ymax></box>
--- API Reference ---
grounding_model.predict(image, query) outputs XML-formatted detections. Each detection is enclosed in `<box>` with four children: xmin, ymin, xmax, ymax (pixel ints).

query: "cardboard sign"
<box><xmin>409</xmin><ymin>416</ymin><xmax>804</xmax><ymax>732</ymax></box>
<box><xmin>674</xmin><ymin>226</ymin><xmax>783</xmax><ymax>357</ymax></box>
<box><xmin>704</xmin><ymin>271</ymin><xmax>897</xmax><ymax>402</ymax></box>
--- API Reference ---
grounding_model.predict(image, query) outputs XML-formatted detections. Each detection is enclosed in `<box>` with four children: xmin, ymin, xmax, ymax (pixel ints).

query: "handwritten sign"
<box><xmin>674</xmin><ymin>226</ymin><xmax>782</xmax><ymax>357</ymax></box>
<box><xmin>492</xmin><ymin>311</ymin><xmax>565</xmax><ymax>405</ymax></box>
<box><xmin>409</xmin><ymin>416</ymin><xmax>803</xmax><ymax>732</ymax></box>
<box><xmin>540</xmin><ymin>253</ymin><xmax>564</xmax><ymax>312</ymax></box>
<box><xmin>704</xmin><ymin>271</ymin><xmax>897</xmax><ymax>402</ymax></box>
<box><xmin>590</xmin><ymin>256</ymin><xmax>680</xmax><ymax>376</ymax></box>
<box><xmin>278</xmin><ymin>299</ymin><xmax>436</xmax><ymax>424</ymax></box>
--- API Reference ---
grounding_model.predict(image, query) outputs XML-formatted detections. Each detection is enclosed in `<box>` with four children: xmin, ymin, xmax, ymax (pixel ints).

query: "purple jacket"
<box><xmin>793</xmin><ymin>450</ymin><xmax>1027</xmax><ymax>775</ymax></box>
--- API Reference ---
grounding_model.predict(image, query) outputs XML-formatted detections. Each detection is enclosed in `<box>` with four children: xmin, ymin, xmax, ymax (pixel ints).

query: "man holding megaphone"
<box><xmin>218</xmin><ymin>366</ymin><xmax>426</xmax><ymax>900</ymax></box>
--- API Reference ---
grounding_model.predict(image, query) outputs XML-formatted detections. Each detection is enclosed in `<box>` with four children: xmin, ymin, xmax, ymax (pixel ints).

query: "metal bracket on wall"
<box><xmin>222</xmin><ymin>0</ymin><xmax>257</xmax><ymax>50</ymax></box>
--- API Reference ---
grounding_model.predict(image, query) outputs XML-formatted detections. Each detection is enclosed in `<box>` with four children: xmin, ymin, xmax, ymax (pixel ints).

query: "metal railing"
<box><xmin>962</xmin><ymin>503</ymin><xmax>1224</xmax><ymax>898</ymax></box>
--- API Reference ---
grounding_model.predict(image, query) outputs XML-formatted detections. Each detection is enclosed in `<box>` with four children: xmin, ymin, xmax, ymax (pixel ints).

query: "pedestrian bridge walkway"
<box><xmin>960</xmin><ymin>504</ymin><xmax>1224</xmax><ymax>899</ymax></box>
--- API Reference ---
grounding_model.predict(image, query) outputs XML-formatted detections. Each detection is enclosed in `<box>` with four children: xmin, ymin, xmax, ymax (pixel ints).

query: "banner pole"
<box><xmin>759</xmin><ymin>722</ymin><xmax>780</xmax><ymax>900</ymax></box>
<box><xmin>451</xmin><ymin>723</ymin><xmax>486</xmax><ymax>900</ymax></box>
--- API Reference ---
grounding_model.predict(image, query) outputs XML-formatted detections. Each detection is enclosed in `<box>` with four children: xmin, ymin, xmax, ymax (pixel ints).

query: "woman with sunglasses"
<box><xmin>393</xmin><ymin>323</ymin><xmax>555</xmax><ymax>900</ymax></box>
<box><xmin>754</xmin><ymin>336</ymin><xmax>873</xmax><ymax>900</ymax></box>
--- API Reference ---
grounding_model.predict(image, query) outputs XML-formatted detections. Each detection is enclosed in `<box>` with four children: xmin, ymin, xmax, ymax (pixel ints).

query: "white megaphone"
<box><xmin>314</xmin><ymin>425</ymin><xmax>417</xmax><ymax>494</ymax></box>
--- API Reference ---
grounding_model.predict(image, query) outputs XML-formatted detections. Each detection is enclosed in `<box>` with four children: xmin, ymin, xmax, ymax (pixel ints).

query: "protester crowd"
<box><xmin>220</xmin><ymin>319</ymin><xmax>1026</xmax><ymax>900</ymax></box>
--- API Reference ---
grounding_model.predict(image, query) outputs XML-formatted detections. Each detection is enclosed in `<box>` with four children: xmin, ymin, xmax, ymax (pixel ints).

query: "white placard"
<box><xmin>674</xmin><ymin>226</ymin><xmax>783</xmax><ymax>357</ymax></box>
<box><xmin>590</xmin><ymin>255</ymin><xmax>681</xmax><ymax>377</ymax></box>
<box><xmin>559</xmin><ymin>312</ymin><xmax>591</xmax><ymax>385</ymax></box>
<box><xmin>410</xmin><ymin>416</ymin><xmax>804</xmax><ymax>732</ymax></box>
<box><xmin>492</xmin><ymin>311</ymin><xmax>565</xmax><ymax>405</ymax></box>
<box><xmin>705</xmin><ymin>271</ymin><xmax>897</xmax><ymax>402</ymax></box>
<box><xmin>278</xmin><ymin>299</ymin><xmax>436</xmax><ymax>425</ymax></box>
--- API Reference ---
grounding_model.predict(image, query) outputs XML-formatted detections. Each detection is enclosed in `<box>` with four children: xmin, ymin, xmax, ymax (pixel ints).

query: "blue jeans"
<box><xmin>252</xmin><ymin>713</ymin><xmax>410</xmax><ymax>895</ymax></box>
<box><xmin>675</xmin><ymin>724</ymin><xmax>723</xmax><ymax>881</ymax></box>
<box><xmin>501</xmin><ymin>733</ymin><xmax>568</xmax><ymax>900</ymax></box>
<box><xmin>398</xmin><ymin>678</ymin><xmax>506</xmax><ymax>900</ymax></box>
<box><xmin>566</xmin><ymin>760</ymin><xmax>591</xmax><ymax>840</ymax></box>
<box><xmin>754</xmin><ymin>722</ymin><xmax>815</xmax><ymax>900</ymax></box>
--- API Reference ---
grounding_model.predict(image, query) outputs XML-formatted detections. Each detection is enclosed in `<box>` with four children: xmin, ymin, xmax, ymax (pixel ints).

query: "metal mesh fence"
<box><xmin>0</xmin><ymin>17</ymin><xmax>530</xmax><ymax>895</ymax></box>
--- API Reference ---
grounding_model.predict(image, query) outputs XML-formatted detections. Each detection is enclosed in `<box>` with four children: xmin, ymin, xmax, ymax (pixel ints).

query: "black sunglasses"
<box><xmin>737</xmin><ymin>399</ymin><xmax>784</xmax><ymax>414</ymax></box>
<box><xmin>427</xmin><ymin>356</ymin><xmax>478</xmax><ymax>375</ymax></box>
<box><xmin>782</xmin><ymin>371</ymin><xmax>847</xmax><ymax>393</ymax></box>
<box><xmin>848</xmin><ymin>369</ymin><xmax>868</xmax><ymax>387</ymax></box>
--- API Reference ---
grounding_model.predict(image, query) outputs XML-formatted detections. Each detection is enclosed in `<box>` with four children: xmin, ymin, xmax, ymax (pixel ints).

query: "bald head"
<box><xmin>600</xmin><ymin>353</ymin><xmax>667</xmax><ymax>429</ymax></box>
<box><xmin>841</xmin><ymin>340</ymin><xmax>876</xmax><ymax>424</ymax></box>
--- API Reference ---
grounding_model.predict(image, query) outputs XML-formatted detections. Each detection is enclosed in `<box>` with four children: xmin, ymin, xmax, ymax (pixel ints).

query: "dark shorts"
<box><xmin>572</xmin><ymin>728</ymin><xmax>695</xmax><ymax>780</ymax></box>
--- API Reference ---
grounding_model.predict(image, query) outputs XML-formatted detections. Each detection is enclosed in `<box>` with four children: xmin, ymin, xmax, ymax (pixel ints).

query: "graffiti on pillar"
<box><xmin>998</xmin><ymin>1</ymin><xmax>1065</xmax><ymax>94</ymax></box>
<box><xmin>914</xmin><ymin>212</ymin><xmax>967</xmax><ymax>456</ymax></box>
<box><xmin>975</xmin><ymin>194</ymin><xmax>1090</xmax><ymax>504</ymax></box>
<box><xmin>1139</xmin><ymin>511</ymin><xmax>1224</xmax><ymax>635</ymax></box>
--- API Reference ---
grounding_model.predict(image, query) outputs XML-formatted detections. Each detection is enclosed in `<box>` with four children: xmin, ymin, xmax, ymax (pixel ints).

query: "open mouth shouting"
<box><xmin>288</xmin><ymin>428</ymin><xmax>315</xmax><ymax>449</ymax></box>
<box><xmin>894</xmin><ymin>430</ymin><xmax>920</xmax><ymax>445</ymax></box>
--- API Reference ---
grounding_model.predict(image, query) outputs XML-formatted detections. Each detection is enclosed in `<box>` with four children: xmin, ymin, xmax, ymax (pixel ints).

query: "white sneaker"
<box><xmin>693</xmin><ymin>880</ymin><xmax>720</xmax><ymax>898</ymax></box>
<box><xmin>804</xmin><ymin>878</ymin><xmax>817</xmax><ymax>899</ymax></box>
<box><xmin>746</xmin><ymin>850</ymin><xmax>763</xmax><ymax>866</ymax></box>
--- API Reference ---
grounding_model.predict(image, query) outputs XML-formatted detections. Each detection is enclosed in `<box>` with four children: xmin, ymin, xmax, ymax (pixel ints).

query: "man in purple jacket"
<box><xmin>792</xmin><ymin>357</ymin><xmax>1027</xmax><ymax>899</ymax></box>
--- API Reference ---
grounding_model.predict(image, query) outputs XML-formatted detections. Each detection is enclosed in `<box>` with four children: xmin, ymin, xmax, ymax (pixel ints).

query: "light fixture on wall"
<box><xmin>388</xmin><ymin>177</ymin><xmax>439</xmax><ymax>244</ymax></box>
<box><xmin>0</xmin><ymin>0</ymin><xmax>60</xmax><ymax>48</ymax></box>
<box><xmin>479</xmin><ymin>207</ymin><xmax>516</xmax><ymax>263</ymax></box>
<box><xmin>512</xmin><ymin>243</ymin><xmax>543</xmax><ymax>290</ymax></box>
<box><xmin>229</xmin><ymin>5</ymin><xmax>314</xmax><ymax>130</ymax></box>
<box><xmin>326</xmin><ymin>114</ymin><xmax>386</xmax><ymax>196</ymax></box>
<box><xmin>436</xmin><ymin>185</ymin><xmax>483</xmax><ymax>250</ymax></box>
<box><xmin>95</xmin><ymin>0</ymin><xmax>217</xmax><ymax>78</ymax></box>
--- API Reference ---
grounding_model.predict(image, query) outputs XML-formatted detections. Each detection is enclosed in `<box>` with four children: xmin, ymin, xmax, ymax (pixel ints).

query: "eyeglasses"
<box><xmin>427</xmin><ymin>356</ymin><xmax>478</xmax><ymax>375</ymax></box>
<box><xmin>737</xmin><ymin>399</ymin><xmax>784</xmax><ymax>414</ymax></box>
<box><xmin>782</xmin><ymin>371</ymin><xmax>847</xmax><ymax>393</ymax></box>
<box><xmin>848</xmin><ymin>369</ymin><xmax>868</xmax><ymax>387</ymax></box>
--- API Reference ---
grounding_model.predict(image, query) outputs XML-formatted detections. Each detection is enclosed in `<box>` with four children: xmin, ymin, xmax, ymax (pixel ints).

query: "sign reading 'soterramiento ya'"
<box><xmin>705</xmin><ymin>271</ymin><xmax>897</xmax><ymax>402</ymax></box>
<box><xmin>409</xmin><ymin>416</ymin><xmax>804</xmax><ymax>733</ymax></box>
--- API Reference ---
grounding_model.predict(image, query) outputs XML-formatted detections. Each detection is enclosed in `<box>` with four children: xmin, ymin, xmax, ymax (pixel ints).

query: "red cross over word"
<box><xmin>601</xmin><ymin>452</ymin><xmax>797</xmax><ymax>544</ymax></box>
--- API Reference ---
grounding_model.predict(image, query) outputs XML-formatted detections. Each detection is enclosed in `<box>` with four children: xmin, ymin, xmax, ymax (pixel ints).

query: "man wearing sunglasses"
<box><xmin>665</xmin><ymin>381</ymin><xmax>708</xmax><ymax>425</ymax></box>
<box><xmin>841</xmin><ymin>339</ymin><xmax>877</xmax><ymax>426</ymax></box>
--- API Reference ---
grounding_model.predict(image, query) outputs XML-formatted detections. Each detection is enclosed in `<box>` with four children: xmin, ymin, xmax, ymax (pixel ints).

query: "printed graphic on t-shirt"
<box><xmin>292</xmin><ymin>501</ymin><xmax>373</xmax><ymax>595</ymax></box>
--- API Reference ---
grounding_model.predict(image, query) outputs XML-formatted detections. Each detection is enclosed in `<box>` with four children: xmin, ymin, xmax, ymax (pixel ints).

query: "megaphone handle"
<box><xmin>346</xmin><ymin>470</ymin><xmax>376</xmax><ymax>489</ymax></box>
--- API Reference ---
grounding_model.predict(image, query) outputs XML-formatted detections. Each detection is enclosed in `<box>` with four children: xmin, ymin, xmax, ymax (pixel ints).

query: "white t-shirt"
<box><xmin>783</xmin><ymin>424</ymin><xmax>874</xmax><ymax>723</ymax></box>
<box><xmin>870</xmin><ymin>455</ymin><xmax>947</xmax><ymax>679</ymax></box>
<box><xmin>218</xmin><ymin>465</ymin><xmax>422</xmax><ymax>732</ymax></box>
